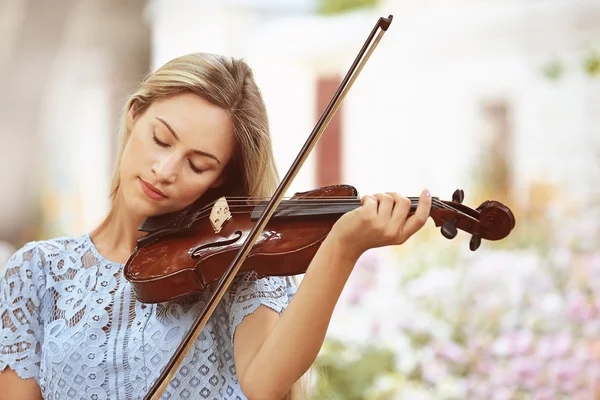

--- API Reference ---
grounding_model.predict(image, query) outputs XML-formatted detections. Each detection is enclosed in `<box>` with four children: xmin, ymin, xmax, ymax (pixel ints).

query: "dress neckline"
<box><xmin>82</xmin><ymin>232</ymin><xmax>125</xmax><ymax>267</ymax></box>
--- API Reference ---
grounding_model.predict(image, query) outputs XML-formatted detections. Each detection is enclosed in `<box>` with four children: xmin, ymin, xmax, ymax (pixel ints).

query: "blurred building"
<box><xmin>0</xmin><ymin>0</ymin><xmax>150</xmax><ymax>245</ymax></box>
<box><xmin>150</xmin><ymin>0</ymin><xmax>600</xmax><ymax>214</ymax></box>
<box><xmin>0</xmin><ymin>0</ymin><xmax>599</xmax><ymax>247</ymax></box>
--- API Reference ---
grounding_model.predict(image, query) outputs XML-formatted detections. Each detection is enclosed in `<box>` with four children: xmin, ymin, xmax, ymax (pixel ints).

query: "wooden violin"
<box><xmin>123</xmin><ymin>14</ymin><xmax>516</xmax><ymax>399</ymax></box>
<box><xmin>124</xmin><ymin>184</ymin><xmax>514</xmax><ymax>304</ymax></box>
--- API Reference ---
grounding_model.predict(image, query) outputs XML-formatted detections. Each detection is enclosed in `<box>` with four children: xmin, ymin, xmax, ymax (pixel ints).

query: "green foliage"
<box><xmin>312</xmin><ymin>338</ymin><xmax>397</xmax><ymax>399</ymax></box>
<box><xmin>541</xmin><ymin>47</ymin><xmax>600</xmax><ymax>80</ymax></box>
<box><xmin>583</xmin><ymin>49</ymin><xmax>600</xmax><ymax>76</ymax></box>
<box><xmin>317</xmin><ymin>0</ymin><xmax>379</xmax><ymax>15</ymax></box>
<box><xmin>541</xmin><ymin>59</ymin><xmax>564</xmax><ymax>81</ymax></box>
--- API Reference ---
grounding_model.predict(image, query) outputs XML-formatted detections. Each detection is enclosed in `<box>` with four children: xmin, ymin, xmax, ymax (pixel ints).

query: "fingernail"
<box><xmin>423</xmin><ymin>189</ymin><xmax>431</xmax><ymax>198</ymax></box>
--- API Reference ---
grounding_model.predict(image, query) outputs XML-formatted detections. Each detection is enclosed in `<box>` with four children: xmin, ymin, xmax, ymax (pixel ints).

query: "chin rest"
<box><xmin>138</xmin><ymin>211</ymin><xmax>181</xmax><ymax>233</ymax></box>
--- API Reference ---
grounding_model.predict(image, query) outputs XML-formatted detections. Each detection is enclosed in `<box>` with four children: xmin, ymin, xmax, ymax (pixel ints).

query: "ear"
<box><xmin>126</xmin><ymin>101</ymin><xmax>138</xmax><ymax>131</ymax></box>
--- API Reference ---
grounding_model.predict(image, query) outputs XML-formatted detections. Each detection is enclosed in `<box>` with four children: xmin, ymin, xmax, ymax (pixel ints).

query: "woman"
<box><xmin>0</xmin><ymin>53</ymin><xmax>431</xmax><ymax>399</ymax></box>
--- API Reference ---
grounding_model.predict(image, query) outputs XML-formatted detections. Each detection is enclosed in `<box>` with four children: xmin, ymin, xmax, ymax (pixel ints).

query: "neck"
<box><xmin>250</xmin><ymin>196</ymin><xmax>430</xmax><ymax>220</ymax></box>
<box><xmin>89</xmin><ymin>191</ymin><xmax>147</xmax><ymax>264</ymax></box>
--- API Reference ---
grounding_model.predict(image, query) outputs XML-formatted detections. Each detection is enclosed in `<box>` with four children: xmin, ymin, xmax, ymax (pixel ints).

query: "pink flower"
<box><xmin>547</xmin><ymin>359</ymin><xmax>583</xmax><ymax>392</ymax></box>
<box><xmin>421</xmin><ymin>360</ymin><xmax>447</xmax><ymax>384</ymax></box>
<box><xmin>513</xmin><ymin>330</ymin><xmax>534</xmax><ymax>356</ymax></box>
<box><xmin>536</xmin><ymin>336</ymin><xmax>554</xmax><ymax>359</ymax></box>
<box><xmin>474</xmin><ymin>357</ymin><xmax>493</xmax><ymax>375</ymax></box>
<box><xmin>492</xmin><ymin>334</ymin><xmax>513</xmax><ymax>357</ymax></box>
<box><xmin>550</xmin><ymin>332</ymin><xmax>573</xmax><ymax>358</ymax></box>
<box><xmin>573</xmin><ymin>342</ymin><xmax>593</xmax><ymax>364</ymax></box>
<box><xmin>588</xmin><ymin>253</ymin><xmax>600</xmax><ymax>274</ymax></box>
<box><xmin>531</xmin><ymin>388</ymin><xmax>558</xmax><ymax>400</ymax></box>
<box><xmin>488</xmin><ymin>365</ymin><xmax>510</xmax><ymax>387</ymax></box>
<box><xmin>584</xmin><ymin>363</ymin><xmax>600</xmax><ymax>386</ymax></box>
<box><xmin>491</xmin><ymin>388</ymin><xmax>514</xmax><ymax>400</ymax></box>
<box><xmin>511</xmin><ymin>356</ymin><xmax>541</xmax><ymax>381</ymax></box>
<box><xmin>571</xmin><ymin>390</ymin><xmax>596</xmax><ymax>400</ymax></box>
<box><xmin>568</xmin><ymin>293</ymin><xmax>596</xmax><ymax>322</ymax></box>
<box><xmin>346</xmin><ymin>281</ymin><xmax>368</xmax><ymax>305</ymax></box>
<box><xmin>436</xmin><ymin>340</ymin><xmax>469</xmax><ymax>365</ymax></box>
<box><xmin>466</xmin><ymin>379</ymin><xmax>491</xmax><ymax>400</ymax></box>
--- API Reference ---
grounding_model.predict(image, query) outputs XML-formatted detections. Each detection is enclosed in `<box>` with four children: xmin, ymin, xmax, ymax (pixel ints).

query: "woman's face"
<box><xmin>119</xmin><ymin>92</ymin><xmax>235</xmax><ymax>218</ymax></box>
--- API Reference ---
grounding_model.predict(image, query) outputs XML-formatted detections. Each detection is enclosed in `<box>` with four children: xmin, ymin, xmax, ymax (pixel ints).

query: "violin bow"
<box><xmin>144</xmin><ymin>14</ymin><xmax>394</xmax><ymax>399</ymax></box>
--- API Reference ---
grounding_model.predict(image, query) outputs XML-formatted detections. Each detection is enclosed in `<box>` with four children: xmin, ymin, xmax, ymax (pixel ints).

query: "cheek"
<box><xmin>176</xmin><ymin>179</ymin><xmax>210</xmax><ymax>204</ymax></box>
<box><xmin>121</xmin><ymin>131</ymin><xmax>152</xmax><ymax>175</ymax></box>
<box><xmin>119</xmin><ymin>142</ymin><xmax>134</xmax><ymax>180</ymax></box>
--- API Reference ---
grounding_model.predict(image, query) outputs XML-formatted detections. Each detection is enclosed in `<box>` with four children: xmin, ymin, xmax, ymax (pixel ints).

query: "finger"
<box><xmin>360</xmin><ymin>194</ymin><xmax>378</xmax><ymax>218</ymax></box>
<box><xmin>401</xmin><ymin>189</ymin><xmax>432</xmax><ymax>239</ymax></box>
<box><xmin>386</xmin><ymin>192</ymin><xmax>412</xmax><ymax>229</ymax></box>
<box><xmin>373</xmin><ymin>193</ymin><xmax>394</xmax><ymax>221</ymax></box>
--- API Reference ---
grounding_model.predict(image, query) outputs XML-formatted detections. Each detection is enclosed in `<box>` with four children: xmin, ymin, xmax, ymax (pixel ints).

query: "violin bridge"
<box><xmin>210</xmin><ymin>197</ymin><xmax>232</xmax><ymax>233</ymax></box>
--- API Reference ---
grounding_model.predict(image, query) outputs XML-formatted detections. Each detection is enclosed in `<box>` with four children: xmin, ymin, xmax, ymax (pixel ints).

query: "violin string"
<box><xmin>208</xmin><ymin>195</ymin><xmax>462</xmax><ymax>203</ymax></box>
<box><xmin>196</xmin><ymin>198</ymin><xmax>455</xmax><ymax>212</ymax></box>
<box><xmin>215</xmin><ymin>195</ymin><xmax>430</xmax><ymax>202</ymax></box>
<box><xmin>204</xmin><ymin>197</ymin><xmax>428</xmax><ymax>207</ymax></box>
<box><xmin>185</xmin><ymin>198</ymin><xmax>459</xmax><ymax>223</ymax></box>
<box><xmin>199</xmin><ymin>199</ymin><xmax>424</xmax><ymax>212</ymax></box>
<box><xmin>221</xmin><ymin>198</ymin><xmax>454</xmax><ymax>210</ymax></box>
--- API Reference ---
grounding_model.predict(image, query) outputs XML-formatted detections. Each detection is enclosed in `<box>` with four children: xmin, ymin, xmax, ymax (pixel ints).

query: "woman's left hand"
<box><xmin>328</xmin><ymin>189</ymin><xmax>432</xmax><ymax>260</ymax></box>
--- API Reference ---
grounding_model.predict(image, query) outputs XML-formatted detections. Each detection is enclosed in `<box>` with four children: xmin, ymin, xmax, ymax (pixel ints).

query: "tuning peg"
<box><xmin>470</xmin><ymin>234</ymin><xmax>481</xmax><ymax>251</ymax></box>
<box><xmin>452</xmin><ymin>189</ymin><xmax>464</xmax><ymax>203</ymax></box>
<box><xmin>441</xmin><ymin>221</ymin><xmax>458</xmax><ymax>239</ymax></box>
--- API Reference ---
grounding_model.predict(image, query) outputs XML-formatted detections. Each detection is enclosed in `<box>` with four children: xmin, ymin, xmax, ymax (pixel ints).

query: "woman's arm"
<box><xmin>0</xmin><ymin>242</ymin><xmax>45</xmax><ymax>399</ymax></box>
<box><xmin>0</xmin><ymin>368</ymin><xmax>43</xmax><ymax>400</ymax></box>
<box><xmin>234</xmin><ymin>191</ymin><xmax>432</xmax><ymax>399</ymax></box>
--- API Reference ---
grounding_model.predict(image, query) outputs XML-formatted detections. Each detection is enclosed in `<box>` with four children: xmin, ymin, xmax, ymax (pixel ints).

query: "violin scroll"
<box><xmin>430</xmin><ymin>189</ymin><xmax>516</xmax><ymax>251</ymax></box>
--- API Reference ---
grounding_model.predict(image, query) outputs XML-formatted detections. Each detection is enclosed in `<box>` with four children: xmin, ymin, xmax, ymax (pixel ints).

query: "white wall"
<box><xmin>147</xmin><ymin>0</ymin><xmax>600</xmax><ymax>208</ymax></box>
<box><xmin>39</xmin><ymin>49</ymin><xmax>113</xmax><ymax>235</ymax></box>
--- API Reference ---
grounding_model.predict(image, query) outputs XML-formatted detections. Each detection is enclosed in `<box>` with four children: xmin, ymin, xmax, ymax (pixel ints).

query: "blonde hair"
<box><xmin>109</xmin><ymin>52</ymin><xmax>279</xmax><ymax>203</ymax></box>
<box><xmin>108</xmin><ymin>53</ymin><xmax>310</xmax><ymax>399</ymax></box>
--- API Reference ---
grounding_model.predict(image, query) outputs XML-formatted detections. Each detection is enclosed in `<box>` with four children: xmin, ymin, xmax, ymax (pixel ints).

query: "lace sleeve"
<box><xmin>0</xmin><ymin>241</ymin><xmax>46</xmax><ymax>380</ymax></box>
<box><xmin>226</xmin><ymin>272</ymin><xmax>297</xmax><ymax>345</ymax></box>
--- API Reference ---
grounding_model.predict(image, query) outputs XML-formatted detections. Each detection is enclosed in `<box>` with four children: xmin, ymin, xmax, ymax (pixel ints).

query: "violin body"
<box><xmin>124</xmin><ymin>185</ymin><xmax>358</xmax><ymax>303</ymax></box>
<box><xmin>124</xmin><ymin>184</ymin><xmax>515</xmax><ymax>304</ymax></box>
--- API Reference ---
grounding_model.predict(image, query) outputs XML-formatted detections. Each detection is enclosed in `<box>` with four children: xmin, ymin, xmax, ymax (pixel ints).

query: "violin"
<box><xmin>125</xmin><ymin>184</ymin><xmax>514</xmax><ymax>304</ymax></box>
<box><xmin>123</xmin><ymin>15</ymin><xmax>516</xmax><ymax>399</ymax></box>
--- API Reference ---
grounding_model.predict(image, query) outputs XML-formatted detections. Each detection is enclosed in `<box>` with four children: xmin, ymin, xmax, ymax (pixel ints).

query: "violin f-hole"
<box><xmin>189</xmin><ymin>231</ymin><xmax>243</xmax><ymax>258</ymax></box>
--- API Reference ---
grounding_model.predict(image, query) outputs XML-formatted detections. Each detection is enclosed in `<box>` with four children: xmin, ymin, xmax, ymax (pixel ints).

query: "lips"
<box><xmin>139</xmin><ymin>178</ymin><xmax>168</xmax><ymax>200</ymax></box>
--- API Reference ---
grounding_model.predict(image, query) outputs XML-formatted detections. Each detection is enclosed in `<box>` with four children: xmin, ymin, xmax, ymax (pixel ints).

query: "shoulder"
<box><xmin>31</xmin><ymin>235</ymin><xmax>89</xmax><ymax>259</ymax></box>
<box><xmin>8</xmin><ymin>234</ymin><xmax>83</xmax><ymax>260</ymax></box>
<box><xmin>1</xmin><ymin>234</ymin><xmax>89</xmax><ymax>280</ymax></box>
<box><xmin>228</xmin><ymin>273</ymin><xmax>297</xmax><ymax>301</ymax></box>
<box><xmin>226</xmin><ymin>272</ymin><xmax>297</xmax><ymax>318</ymax></box>
<box><xmin>1</xmin><ymin>235</ymin><xmax>92</xmax><ymax>305</ymax></box>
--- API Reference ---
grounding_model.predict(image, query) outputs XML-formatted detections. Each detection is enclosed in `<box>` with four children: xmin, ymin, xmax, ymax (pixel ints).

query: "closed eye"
<box><xmin>188</xmin><ymin>160</ymin><xmax>205</xmax><ymax>174</ymax></box>
<box><xmin>152</xmin><ymin>132</ymin><xmax>169</xmax><ymax>148</ymax></box>
<box><xmin>153</xmin><ymin>130</ymin><xmax>205</xmax><ymax>173</ymax></box>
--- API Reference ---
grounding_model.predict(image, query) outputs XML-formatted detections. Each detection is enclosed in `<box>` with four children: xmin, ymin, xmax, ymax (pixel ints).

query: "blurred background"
<box><xmin>1</xmin><ymin>0</ymin><xmax>599</xmax><ymax>398</ymax></box>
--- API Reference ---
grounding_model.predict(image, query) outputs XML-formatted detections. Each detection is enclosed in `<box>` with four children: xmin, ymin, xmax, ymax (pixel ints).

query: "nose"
<box><xmin>152</xmin><ymin>153</ymin><xmax>177</xmax><ymax>184</ymax></box>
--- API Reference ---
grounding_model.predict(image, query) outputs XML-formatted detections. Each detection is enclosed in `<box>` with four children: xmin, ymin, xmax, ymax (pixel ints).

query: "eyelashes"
<box><xmin>187</xmin><ymin>161</ymin><xmax>204</xmax><ymax>174</ymax></box>
<box><xmin>152</xmin><ymin>133</ymin><xmax>169</xmax><ymax>148</ymax></box>
<box><xmin>152</xmin><ymin>131</ymin><xmax>205</xmax><ymax>174</ymax></box>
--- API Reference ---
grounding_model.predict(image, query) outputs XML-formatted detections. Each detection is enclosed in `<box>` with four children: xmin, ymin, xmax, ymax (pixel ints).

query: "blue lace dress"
<box><xmin>0</xmin><ymin>234</ymin><xmax>296</xmax><ymax>399</ymax></box>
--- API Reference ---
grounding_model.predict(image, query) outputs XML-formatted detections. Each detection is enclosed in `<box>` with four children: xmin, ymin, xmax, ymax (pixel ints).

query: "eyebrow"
<box><xmin>155</xmin><ymin>116</ymin><xmax>221</xmax><ymax>164</ymax></box>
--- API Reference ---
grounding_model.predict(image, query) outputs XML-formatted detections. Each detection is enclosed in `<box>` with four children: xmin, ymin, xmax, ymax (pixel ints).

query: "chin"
<box><xmin>126</xmin><ymin>199</ymin><xmax>159</xmax><ymax>219</ymax></box>
<box><xmin>134</xmin><ymin>196</ymin><xmax>189</xmax><ymax>219</ymax></box>
<box><xmin>121</xmin><ymin>190</ymin><xmax>165</xmax><ymax>219</ymax></box>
